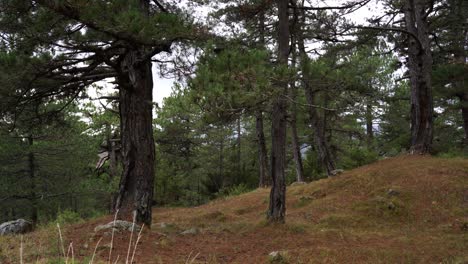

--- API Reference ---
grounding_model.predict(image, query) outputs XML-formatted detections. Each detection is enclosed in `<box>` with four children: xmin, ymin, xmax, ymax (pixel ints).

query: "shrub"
<box><xmin>56</xmin><ymin>209</ymin><xmax>82</xmax><ymax>224</ymax></box>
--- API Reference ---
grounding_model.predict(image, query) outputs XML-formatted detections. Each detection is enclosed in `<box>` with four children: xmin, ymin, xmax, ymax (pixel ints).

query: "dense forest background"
<box><xmin>0</xmin><ymin>0</ymin><xmax>466</xmax><ymax>224</ymax></box>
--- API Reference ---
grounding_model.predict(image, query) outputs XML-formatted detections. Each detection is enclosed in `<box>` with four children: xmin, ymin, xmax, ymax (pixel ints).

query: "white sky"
<box><xmin>151</xmin><ymin>0</ymin><xmax>385</xmax><ymax>106</ymax></box>
<box><xmin>91</xmin><ymin>2</ymin><xmax>386</xmax><ymax>107</ymax></box>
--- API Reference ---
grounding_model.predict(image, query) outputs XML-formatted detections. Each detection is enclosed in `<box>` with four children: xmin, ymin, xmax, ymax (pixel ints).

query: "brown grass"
<box><xmin>1</xmin><ymin>155</ymin><xmax>467</xmax><ymax>263</ymax></box>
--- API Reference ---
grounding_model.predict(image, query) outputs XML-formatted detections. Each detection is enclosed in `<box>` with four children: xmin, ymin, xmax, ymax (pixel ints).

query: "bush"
<box><xmin>56</xmin><ymin>209</ymin><xmax>82</xmax><ymax>224</ymax></box>
<box><xmin>340</xmin><ymin>147</ymin><xmax>379</xmax><ymax>169</ymax></box>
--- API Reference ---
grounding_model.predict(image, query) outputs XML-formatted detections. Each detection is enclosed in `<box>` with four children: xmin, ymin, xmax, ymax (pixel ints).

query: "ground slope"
<box><xmin>1</xmin><ymin>156</ymin><xmax>467</xmax><ymax>263</ymax></box>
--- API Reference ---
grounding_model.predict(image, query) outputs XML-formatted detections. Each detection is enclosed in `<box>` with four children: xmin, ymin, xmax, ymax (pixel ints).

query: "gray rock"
<box><xmin>180</xmin><ymin>228</ymin><xmax>198</xmax><ymax>235</ymax></box>
<box><xmin>268</xmin><ymin>251</ymin><xmax>289</xmax><ymax>263</ymax></box>
<box><xmin>330</xmin><ymin>169</ymin><xmax>344</xmax><ymax>176</ymax></box>
<box><xmin>0</xmin><ymin>219</ymin><xmax>33</xmax><ymax>236</ymax></box>
<box><xmin>387</xmin><ymin>189</ymin><xmax>400</xmax><ymax>196</ymax></box>
<box><xmin>94</xmin><ymin>220</ymin><xmax>141</xmax><ymax>233</ymax></box>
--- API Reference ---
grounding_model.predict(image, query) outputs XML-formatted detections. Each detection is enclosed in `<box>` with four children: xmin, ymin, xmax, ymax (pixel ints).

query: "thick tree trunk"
<box><xmin>256</xmin><ymin>111</ymin><xmax>270</xmax><ymax>187</ymax></box>
<box><xmin>404</xmin><ymin>0</ymin><xmax>434</xmax><ymax>155</ymax></box>
<box><xmin>27</xmin><ymin>136</ymin><xmax>38</xmax><ymax>224</ymax></box>
<box><xmin>268</xmin><ymin>0</ymin><xmax>289</xmax><ymax>223</ymax></box>
<box><xmin>115</xmin><ymin>48</ymin><xmax>155</xmax><ymax>226</ymax></box>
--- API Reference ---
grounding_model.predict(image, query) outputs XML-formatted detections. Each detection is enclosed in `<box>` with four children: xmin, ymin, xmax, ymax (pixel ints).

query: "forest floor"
<box><xmin>0</xmin><ymin>155</ymin><xmax>467</xmax><ymax>263</ymax></box>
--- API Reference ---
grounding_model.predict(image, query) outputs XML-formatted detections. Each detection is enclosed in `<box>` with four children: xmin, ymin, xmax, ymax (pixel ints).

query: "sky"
<box><xmin>149</xmin><ymin>0</ymin><xmax>386</xmax><ymax>107</ymax></box>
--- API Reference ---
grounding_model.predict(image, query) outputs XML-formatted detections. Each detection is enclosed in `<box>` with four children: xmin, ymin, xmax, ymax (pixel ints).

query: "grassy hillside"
<box><xmin>1</xmin><ymin>156</ymin><xmax>467</xmax><ymax>263</ymax></box>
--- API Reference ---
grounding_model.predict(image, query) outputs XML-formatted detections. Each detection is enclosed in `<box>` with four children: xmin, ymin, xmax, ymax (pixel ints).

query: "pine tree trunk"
<box><xmin>115</xmin><ymin>48</ymin><xmax>155</xmax><ymax>226</ymax></box>
<box><xmin>27</xmin><ymin>136</ymin><xmax>38</xmax><ymax>224</ymax></box>
<box><xmin>290</xmin><ymin>43</ymin><xmax>305</xmax><ymax>182</ymax></box>
<box><xmin>404</xmin><ymin>0</ymin><xmax>434</xmax><ymax>155</ymax></box>
<box><xmin>256</xmin><ymin>111</ymin><xmax>270</xmax><ymax>187</ymax></box>
<box><xmin>366</xmin><ymin>102</ymin><xmax>374</xmax><ymax>148</ymax></box>
<box><xmin>460</xmin><ymin>93</ymin><xmax>468</xmax><ymax>147</ymax></box>
<box><xmin>268</xmin><ymin>0</ymin><xmax>289</xmax><ymax>223</ymax></box>
<box><xmin>296</xmin><ymin>8</ymin><xmax>336</xmax><ymax>176</ymax></box>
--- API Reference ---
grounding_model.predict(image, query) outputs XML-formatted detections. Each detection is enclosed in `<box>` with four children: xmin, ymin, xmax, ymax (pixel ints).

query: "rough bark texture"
<box><xmin>404</xmin><ymin>0</ymin><xmax>434</xmax><ymax>155</ymax></box>
<box><xmin>256</xmin><ymin>111</ymin><xmax>270</xmax><ymax>187</ymax></box>
<box><xmin>296</xmin><ymin>9</ymin><xmax>336</xmax><ymax>176</ymax></box>
<box><xmin>267</xmin><ymin>0</ymin><xmax>289</xmax><ymax>223</ymax></box>
<box><xmin>115</xmin><ymin>47</ymin><xmax>155</xmax><ymax>226</ymax></box>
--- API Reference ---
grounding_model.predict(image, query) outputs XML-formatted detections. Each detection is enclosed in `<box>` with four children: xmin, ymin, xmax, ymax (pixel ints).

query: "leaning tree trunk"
<box><xmin>404</xmin><ymin>0</ymin><xmax>434</xmax><ymax>155</ymax></box>
<box><xmin>290</xmin><ymin>49</ymin><xmax>305</xmax><ymax>183</ymax></box>
<box><xmin>115</xmin><ymin>48</ymin><xmax>155</xmax><ymax>227</ymax></box>
<box><xmin>267</xmin><ymin>0</ymin><xmax>289</xmax><ymax>223</ymax></box>
<box><xmin>296</xmin><ymin>8</ymin><xmax>336</xmax><ymax>176</ymax></box>
<box><xmin>256</xmin><ymin>111</ymin><xmax>270</xmax><ymax>187</ymax></box>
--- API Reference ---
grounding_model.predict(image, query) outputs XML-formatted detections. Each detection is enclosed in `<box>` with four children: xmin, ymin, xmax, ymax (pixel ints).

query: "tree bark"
<box><xmin>404</xmin><ymin>0</ymin><xmax>434</xmax><ymax>155</ymax></box>
<box><xmin>459</xmin><ymin>93</ymin><xmax>468</xmax><ymax>147</ymax></box>
<box><xmin>268</xmin><ymin>0</ymin><xmax>289</xmax><ymax>223</ymax></box>
<box><xmin>115</xmin><ymin>46</ymin><xmax>155</xmax><ymax>226</ymax></box>
<box><xmin>27</xmin><ymin>136</ymin><xmax>38</xmax><ymax>224</ymax></box>
<box><xmin>256</xmin><ymin>111</ymin><xmax>270</xmax><ymax>187</ymax></box>
<box><xmin>366</xmin><ymin>102</ymin><xmax>374</xmax><ymax>148</ymax></box>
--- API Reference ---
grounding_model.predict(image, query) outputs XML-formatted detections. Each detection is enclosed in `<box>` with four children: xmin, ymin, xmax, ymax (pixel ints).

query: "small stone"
<box><xmin>94</xmin><ymin>220</ymin><xmax>141</xmax><ymax>233</ymax></box>
<box><xmin>180</xmin><ymin>228</ymin><xmax>198</xmax><ymax>235</ymax></box>
<box><xmin>387</xmin><ymin>189</ymin><xmax>400</xmax><ymax>196</ymax></box>
<box><xmin>269</xmin><ymin>251</ymin><xmax>289</xmax><ymax>263</ymax></box>
<box><xmin>160</xmin><ymin>222</ymin><xmax>168</xmax><ymax>229</ymax></box>
<box><xmin>330</xmin><ymin>169</ymin><xmax>344</xmax><ymax>176</ymax></box>
<box><xmin>290</xmin><ymin>181</ymin><xmax>307</xmax><ymax>186</ymax></box>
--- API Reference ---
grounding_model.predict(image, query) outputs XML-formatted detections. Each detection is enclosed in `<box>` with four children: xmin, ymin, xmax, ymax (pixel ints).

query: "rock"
<box><xmin>290</xmin><ymin>181</ymin><xmax>307</xmax><ymax>186</ymax></box>
<box><xmin>387</xmin><ymin>189</ymin><xmax>400</xmax><ymax>196</ymax></box>
<box><xmin>94</xmin><ymin>220</ymin><xmax>141</xmax><ymax>233</ymax></box>
<box><xmin>0</xmin><ymin>219</ymin><xmax>33</xmax><ymax>236</ymax></box>
<box><xmin>180</xmin><ymin>228</ymin><xmax>198</xmax><ymax>235</ymax></box>
<box><xmin>159</xmin><ymin>222</ymin><xmax>168</xmax><ymax>229</ymax></box>
<box><xmin>330</xmin><ymin>169</ymin><xmax>344</xmax><ymax>176</ymax></box>
<box><xmin>268</xmin><ymin>251</ymin><xmax>289</xmax><ymax>263</ymax></box>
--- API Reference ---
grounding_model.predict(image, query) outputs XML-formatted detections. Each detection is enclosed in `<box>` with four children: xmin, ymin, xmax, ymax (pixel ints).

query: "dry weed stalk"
<box><xmin>89</xmin><ymin>237</ymin><xmax>103</xmax><ymax>264</ymax></box>
<box><xmin>109</xmin><ymin>209</ymin><xmax>120</xmax><ymax>264</ymax></box>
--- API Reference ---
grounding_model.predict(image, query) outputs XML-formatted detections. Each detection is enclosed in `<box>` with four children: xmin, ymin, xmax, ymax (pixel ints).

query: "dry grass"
<box><xmin>1</xmin><ymin>155</ymin><xmax>467</xmax><ymax>263</ymax></box>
